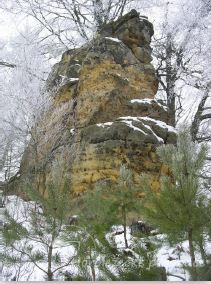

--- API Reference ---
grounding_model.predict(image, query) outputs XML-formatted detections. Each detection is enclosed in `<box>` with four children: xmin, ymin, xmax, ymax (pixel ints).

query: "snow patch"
<box><xmin>68</xmin><ymin>78</ymin><xmax>79</xmax><ymax>82</ymax></box>
<box><xmin>0</xmin><ymin>196</ymin><xmax>79</xmax><ymax>281</ymax></box>
<box><xmin>96</xmin><ymin>122</ymin><xmax>113</xmax><ymax>128</ymax></box>
<box><xmin>118</xmin><ymin>116</ymin><xmax>146</xmax><ymax>134</ymax></box>
<box><xmin>122</xmin><ymin>119</ymin><xmax>147</xmax><ymax>134</ymax></box>
<box><xmin>143</xmin><ymin>124</ymin><xmax>164</xmax><ymax>143</ymax></box>
<box><xmin>71</xmin><ymin>215</ymin><xmax>78</xmax><ymax>218</ymax></box>
<box><xmin>58</xmin><ymin>76</ymin><xmax>79</xmax><ymax>87</ymax></box>
<box><xmin>156</xmin><ymin>239</ymin><xmax>192</xmax><ymax>281</ymax></box>
<box><xmin>130</xmin><ymin>98</ymin><xmax>168</xmax><ymax>111</ymax></box>
<box><xmin>131</xmin><ymin>98</ymin><xmax>154</xmax><ymax>104</ymax></box>
<box><xmin>70</xmin><ymin>128</ymin><xmax>75</xmax><ymax>135</ymax></box>
<box><xmin>116</xmin><ymin>116</ymin><xmax>176</xmax><ymax>143</ymax></box>
<box><xmin>118</xmin><ymin>116</ymin><xmax>140</xmax><ymax>122</ymax></box>
<box><xmin>141</xmin><ymin>117</ymin><xmax>177</xmax><ymax>133</ymax></box>
<box><xmin>105</xmin><ymin>37</ymin><xmax>122</xmax><ymax>43</ymax></box>
<box><xmin>1</xmin><ymin>196</ymin><xmax>211</xmax><ymax>281</ymax></box>
<box><xmin>117</xmin><ymin>116</ymin><xmax>164</xmax><ymax>142</ymax></box>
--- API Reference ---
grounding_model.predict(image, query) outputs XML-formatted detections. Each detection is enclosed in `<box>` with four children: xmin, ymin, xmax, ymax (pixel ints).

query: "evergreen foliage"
<box><xmin>0</xmin><ymin>158</ymin><xmax>75</xmax><ymax>281</ymax></box>
<box><xmin>81</xmin><ymin>165</ymin><xmax>141</xmax><ymax>247</ymax></box>
<box><xmin>64</xmin><ymin>165</ymin><xmax>159</xmax><ymax>280</ymax></box>
<box><xmin>1</xmin><ymin>131</ymin><xmax>210</xmax><ymax>281</ymax></box>
<box><xmin>140</xmin><ymin>129</ymin><xmax>209</xmax><ymax>280</ymax></box>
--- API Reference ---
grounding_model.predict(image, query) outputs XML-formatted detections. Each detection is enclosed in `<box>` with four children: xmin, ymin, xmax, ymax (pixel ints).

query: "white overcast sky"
<box><xmin>0</xmin><ymin>0</ymin><xmax>208</xmax><ymax>126</ymax></box>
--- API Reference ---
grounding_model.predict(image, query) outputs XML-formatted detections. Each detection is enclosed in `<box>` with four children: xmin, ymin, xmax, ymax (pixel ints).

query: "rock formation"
<box><xmin>18</xmin><ymin>10</ymin><xmax>176</xmax><ymax>195</ymax></box>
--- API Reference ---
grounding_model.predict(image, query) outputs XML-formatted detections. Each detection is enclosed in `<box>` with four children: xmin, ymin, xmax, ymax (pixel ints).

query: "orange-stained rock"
<box><xmin>17</xmin><ymin>10</ymin><xmax>176</xmax><ymax>195</ymax></box>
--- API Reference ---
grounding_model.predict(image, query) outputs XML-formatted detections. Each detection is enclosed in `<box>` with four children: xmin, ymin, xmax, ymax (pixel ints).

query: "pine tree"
<box><xmin>66</xmin><ymin>165</ymin><xmax>159</xmax><ymax>280</ymax></box>
<box><xmin>140</xmin><ymin>129</ymin><xmax>208</xmax><ymax>280</ymax></box>
<box><xmin>84</xmin><ymin>165</ymin><xmax>141</xmax><ymax>249</ymax></box>
<box><xmin>0</xmin><ymin>158</ymin><xmax>75</xmax><ymax>281</ymax></box>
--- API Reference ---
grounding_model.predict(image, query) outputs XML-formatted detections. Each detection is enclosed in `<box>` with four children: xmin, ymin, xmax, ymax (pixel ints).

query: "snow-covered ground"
<box><xmin>0</xmin><ymin>195</ymin><xmax>77</xmax><ymax>281</ymax></box>
<box><xmin>0</xmin><ymin>195</ymin><xmax>210</xmax><ymax>281</ymax></box>
<box><xmin>111</xmin><ymin>227</ymin><xmax>192</xmax><ymax>281</ymax></box>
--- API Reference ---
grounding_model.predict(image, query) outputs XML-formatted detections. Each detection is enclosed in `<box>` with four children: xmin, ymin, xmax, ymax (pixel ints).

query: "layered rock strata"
<box><xmin>19</xmin><ymin>10</ymin><xmax>176</xmax><ymax>195</ymax></box>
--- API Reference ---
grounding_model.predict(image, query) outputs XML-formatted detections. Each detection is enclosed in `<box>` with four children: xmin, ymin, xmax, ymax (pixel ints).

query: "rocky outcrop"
<box><xmin>19</xmin><ymin>10</ymin><xmax>176</xmax><ymax>195</ymax></box>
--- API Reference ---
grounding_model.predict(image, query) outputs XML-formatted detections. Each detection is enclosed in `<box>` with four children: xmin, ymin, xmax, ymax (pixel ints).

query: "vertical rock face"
<box><xmin>19</xmin><ymin>10</ymin><xmax>176</xmax><ymax>195</ymax></box>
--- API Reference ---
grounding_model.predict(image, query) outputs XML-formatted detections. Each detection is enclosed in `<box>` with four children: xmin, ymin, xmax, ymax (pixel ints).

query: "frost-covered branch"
<box><xmin>0</xmin><ymin>61</ymin><xmax>16</xmax><ymax>68</ymax></box>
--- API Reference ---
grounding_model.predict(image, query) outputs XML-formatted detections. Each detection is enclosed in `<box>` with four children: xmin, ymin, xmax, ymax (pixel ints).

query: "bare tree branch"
<box><xmin>0</xmin><ymin>61</ymin><xmax>16</xmax><ymax>68</ymax></box>
<box><xmin>191</xmin><ymin>82</ymin><xmax>211</xmax><ymax>141</ymax></box>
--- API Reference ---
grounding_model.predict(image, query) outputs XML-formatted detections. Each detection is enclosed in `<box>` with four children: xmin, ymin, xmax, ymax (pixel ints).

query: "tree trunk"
<box><xmin>123</xmin><ymin>206</ymin><xmax>128</xmax><ymax>248</ymax></box>
<box><xmin>191</xmin><ymin>82</ymin><xmax>210</xmax><ymax>142</ymax></box>
<box><xmin>166</xmin><ymin>33</ymin><xmax>176</xmax><ymax>127</ymax></box>
<box><xmin>89</xmin><ymin>247</ymin><xmax>96</xmax><ymax>281</ymax></box>
<box><xmin>199</xmin><ymin>236</ymin><xmax>207</xmax><ymax>266</ymax></box>
<box><xmin>90</xmin><ymin>260</ymin><xmax>96</xmax><ymax>281</ymax></box>
<box><xmin>47</xmin><ymin>245</ymin><xmax>53</xmax><ymax>281</ymax></box>
<box><xmin>47</xmin><ymin>272</ymin><xmax>53</xmax><ymax>281</ymax></box>
<box><xmin>188</xmin><ymin>229</ymin><xmax>197</xmax><ymax>280</ymax></box>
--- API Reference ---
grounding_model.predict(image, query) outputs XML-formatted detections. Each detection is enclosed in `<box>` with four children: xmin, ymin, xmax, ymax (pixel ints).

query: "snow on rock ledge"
<box><xmin>96</xmin><ymin>122</ymin><xmax>113</xmax><ymax>128</ymax></box>
<box><xmin>116</xmin><ymin>116</ymin><xmax>176</xmax><ymax>144</ymax></box>
<box><xmin>105</xmin><ymin>37</ymin><xmax>122</xmax><ymax>43</ymax></box>
<box><xmin>130</xmin><ymin>98</ymin><xmax>168</xmax><ymax>111</ymax></box>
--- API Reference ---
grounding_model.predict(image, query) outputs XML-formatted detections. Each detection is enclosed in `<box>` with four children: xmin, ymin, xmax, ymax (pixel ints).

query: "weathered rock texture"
<box><xmin>19</xmin><ymin>10</ymin><xmax>176</xmax><ymax>195</ymax></box>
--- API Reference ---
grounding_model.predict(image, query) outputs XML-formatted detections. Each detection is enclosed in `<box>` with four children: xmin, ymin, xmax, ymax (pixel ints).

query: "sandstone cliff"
<box><xmin>19</xmin><ymin>10</ymin><xmax>176</xmax><ymax>195</ymax></box>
